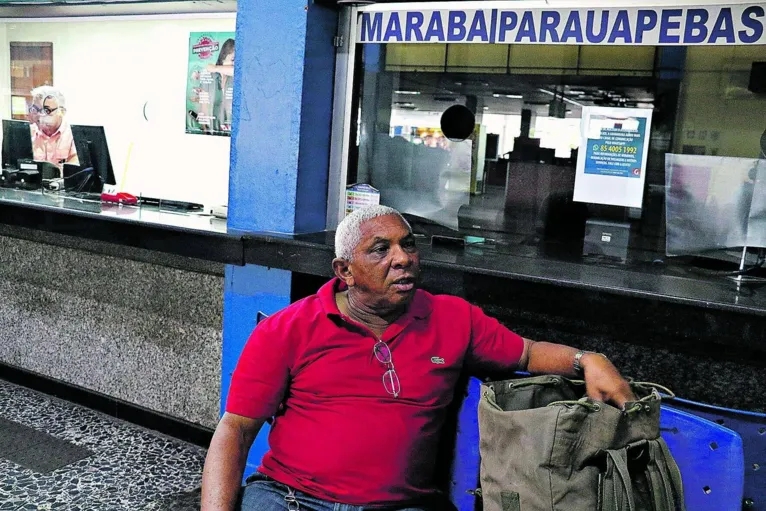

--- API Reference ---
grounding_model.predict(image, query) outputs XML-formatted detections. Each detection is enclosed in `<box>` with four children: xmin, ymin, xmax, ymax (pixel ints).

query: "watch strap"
<box><xmin>573</xmin><ymin>350</ymin><xmax>607</xmax><ymax>375</ymax></box>
<box><xmin>573</xmin><ymin>350</ymin><xmax>588</xmax><ymax>375</ymax></box>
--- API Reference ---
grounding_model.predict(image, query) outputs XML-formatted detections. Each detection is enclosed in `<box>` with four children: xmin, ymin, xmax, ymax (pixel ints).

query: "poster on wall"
<box><xmin>573</xmin><ymin>106</ymin><xmax>653</xmax><ymax>209</ymax></box>
<box><xmin>186</xmin><ymin>32</ymin><xmax>235</xmax><ymax>137</ymax></box>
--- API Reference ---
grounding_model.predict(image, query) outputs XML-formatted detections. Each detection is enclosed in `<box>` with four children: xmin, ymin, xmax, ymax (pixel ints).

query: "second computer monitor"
<box><xmin>71</xmin><ymin>125</ymin><xmax>116</xmax><ymax>189</ymax></box>
<box><xmin>2</xmin><ymin>119</ymin><xmax>34</xmax><ymax>170</ymax></box>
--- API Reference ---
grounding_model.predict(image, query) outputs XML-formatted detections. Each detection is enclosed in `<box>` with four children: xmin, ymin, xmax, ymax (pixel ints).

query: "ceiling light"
<box><xmin>395</xmin><ymin>90</ymin><xmax>421</xmax><ymax>95</ymax></box>
<box><xmin>483</xmin><ymin>106</ymin><xmax>489</xmax><ymax>110</ymax></box>
<box><xmin>567</xmin><ymin>90</ymin><xmax>585</xmax><ymax>95</ymax></box>
<box><xmin>538</xmin><ymin>88</ymin><xmax>584</xmax><ymax>108</ymax></box>
<box><xmin>394</xmin><ymin>102</ymin><xmax>416</xmax><ymax>108</ymax></box>
<box><xmin>493</xmin><ymin>93</ymin><xmax>523</xmax><ymax>99</ymax></box>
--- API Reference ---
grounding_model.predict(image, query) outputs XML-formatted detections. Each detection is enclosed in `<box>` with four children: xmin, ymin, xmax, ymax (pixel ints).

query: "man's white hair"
<box><xmin>31</xmin><ymin>85</ymin><xmax>67</xmax><ymax>109</ymax></box>
<box><xmin>335</xmin><ymin>205</ymin><xmax>411</xmax><ymax>261</ymax></box>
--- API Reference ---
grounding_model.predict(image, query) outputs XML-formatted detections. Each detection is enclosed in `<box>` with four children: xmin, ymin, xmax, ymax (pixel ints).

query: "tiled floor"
<box><xmin>0</xmin><ymin>379</ymin><xmax>207</xmax><ymax>510</ymax></box>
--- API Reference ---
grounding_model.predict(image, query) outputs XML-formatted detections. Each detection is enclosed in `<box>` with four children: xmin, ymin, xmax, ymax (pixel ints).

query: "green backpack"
<box><xmin>478</xmin><ymin>375</ymin><xmax>685</xmax><ymax>511</ymax></box>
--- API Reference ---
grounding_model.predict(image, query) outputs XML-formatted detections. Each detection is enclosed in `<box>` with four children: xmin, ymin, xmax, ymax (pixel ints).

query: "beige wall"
<box><xmin>385</xmin><ymin>43</ymin><xmax>655</xmax><ymax>75</ymax></box>
<box><xmin>674</xmin><ymin>46</ymin><xmax>766</xmax><ymax>158</ymax></box>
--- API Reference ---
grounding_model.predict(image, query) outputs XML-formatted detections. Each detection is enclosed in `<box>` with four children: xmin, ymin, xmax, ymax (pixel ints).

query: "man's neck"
<box><xmin>336</xmin><ymin>290</ymin><xmax>405</xmax><ymax>338</ymax></box>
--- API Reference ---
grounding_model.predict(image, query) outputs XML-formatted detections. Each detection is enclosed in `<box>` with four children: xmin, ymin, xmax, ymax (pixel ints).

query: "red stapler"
<box><xmin>101</xmin><ymin>188</ymin><xmax>138</xmax><ymax>205</ymax></box>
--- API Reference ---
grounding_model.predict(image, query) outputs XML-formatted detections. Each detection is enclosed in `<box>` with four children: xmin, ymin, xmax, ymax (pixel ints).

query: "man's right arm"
<box><xmin>201</xmin><ymin>412</ymin><xmax>265</xmax><ymax>511</ymax></box>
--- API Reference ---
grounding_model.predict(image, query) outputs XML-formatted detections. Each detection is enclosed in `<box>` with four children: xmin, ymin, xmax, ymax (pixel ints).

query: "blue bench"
<box><xmin>666</xmin><ymin>398</ymin><xmax>766</xmax><ymax>511</ymax></box>
<box><xmin>660</xmin><ymin>406</ymin><xmax>744</xmax><ymax>511</ymax></box>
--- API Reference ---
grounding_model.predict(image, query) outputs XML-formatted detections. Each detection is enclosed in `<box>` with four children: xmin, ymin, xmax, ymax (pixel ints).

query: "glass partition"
<box><xmin>349</xmin><ymin>41</ymin><xmax>766</xmax><ymax>269</ymax></box>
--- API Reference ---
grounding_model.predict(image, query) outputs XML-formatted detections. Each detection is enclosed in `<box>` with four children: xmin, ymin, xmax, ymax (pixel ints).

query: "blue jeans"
<box><xmin>237</xmin><ymin>473</ymin><xmax>439</xmax><ymax>511</ymax></box>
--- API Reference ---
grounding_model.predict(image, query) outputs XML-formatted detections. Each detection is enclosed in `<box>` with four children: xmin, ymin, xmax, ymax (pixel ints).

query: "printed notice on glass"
<box><xmin>345</xmin><ymin>184</ymin><xmax>380</xmax><ymax>217</ymax></box>
<box><xmin>573</xmin><ymin>107</ymin><xmax>653</xmax><ymax>209</ymax></box>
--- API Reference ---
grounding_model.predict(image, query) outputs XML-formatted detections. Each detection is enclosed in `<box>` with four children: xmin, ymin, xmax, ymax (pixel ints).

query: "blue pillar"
<box><xmin>228</xmin><ymin>0</ymin><xmax>336</xmax><ymax>234</ymax></box>
<box><xmin>222</xmin><ymin>0</ymin><xmax>338</xmax><ymax>478</ymax></box>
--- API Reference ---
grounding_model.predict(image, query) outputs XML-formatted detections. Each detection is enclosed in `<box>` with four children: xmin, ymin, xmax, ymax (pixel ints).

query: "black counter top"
<box><xmin>0</xmin><ymin>189</ymin><xmax>243</xmax><ymax>266</ymax></box>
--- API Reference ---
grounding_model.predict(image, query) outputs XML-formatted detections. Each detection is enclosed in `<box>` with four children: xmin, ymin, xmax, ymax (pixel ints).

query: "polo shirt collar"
<box><xmin>318</xmin><ymin>277</ymin><xmax>432</xmax><ymax>322</ymax></box>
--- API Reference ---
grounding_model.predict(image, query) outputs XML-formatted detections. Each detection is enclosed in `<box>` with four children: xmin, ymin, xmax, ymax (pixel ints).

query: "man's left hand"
<box><xmin>581</xmin><ymin>353</ymin><xmax>635</xmax><ymax>409</ymax></box>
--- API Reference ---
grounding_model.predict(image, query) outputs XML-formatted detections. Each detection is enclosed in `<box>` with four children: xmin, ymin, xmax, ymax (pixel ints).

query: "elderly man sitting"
<box><xmin>201</xmin><ymin>205</ymin><xmax>633</xmax><ymax>511</ymax></box>
<box><xmin>27</xmin><ymin>85</ymin><xmax>79</xmax><ymax>172</ymax></box>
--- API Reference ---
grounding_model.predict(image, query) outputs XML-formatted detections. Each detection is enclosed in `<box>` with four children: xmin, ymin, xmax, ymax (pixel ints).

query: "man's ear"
<box><xmin>332</xmin><ymin>258</ymin><xmax>354</xmax><ymax>287</ymax></box>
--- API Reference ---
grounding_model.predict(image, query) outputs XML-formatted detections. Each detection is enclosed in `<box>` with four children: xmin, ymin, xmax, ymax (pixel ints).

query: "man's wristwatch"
<box><xmin>573</xmin><ymin>350</ymin><xmax>606</xmax><ymax>375</ymax></box>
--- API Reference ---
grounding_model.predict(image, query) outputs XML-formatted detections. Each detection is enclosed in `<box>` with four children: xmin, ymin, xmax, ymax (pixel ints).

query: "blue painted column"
<box><xmin>229</xmin><ymin>0</ymin><xmax>336</xmax><ymax>234</ymax></box>
<box><xmin>222</xmin><ymin>0</ymin><xmax>338</xmax><ymax>478</ymax></box>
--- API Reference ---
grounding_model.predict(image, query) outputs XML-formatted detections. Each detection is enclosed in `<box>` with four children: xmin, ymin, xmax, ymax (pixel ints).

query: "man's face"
<box><xmin>29</xmin><ymin>96</ymin><xmax>64</xmax><ymax>135</ymax></box>
<box><xmin>342</xmin><ymin>214</ymin><xmax>420</xmax><ymax>310</ymax></box>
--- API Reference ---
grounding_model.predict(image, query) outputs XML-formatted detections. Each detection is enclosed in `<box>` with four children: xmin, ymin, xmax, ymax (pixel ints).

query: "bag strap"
<box><xmin>652</xmin><ymin>440</ymin><xmax>677</xmax><ymax>510</ymax></box>
<box><xmin>599</xmin><ymin>456</ymin><xmax>618</xmax><ymax>511</ymax></box>
<box><xmin>652</xmin><ymin>438</ymin><xmax>686</xmax><ymax>511</ymax></box>
<box><xmin>601</xmin><ymin>449</ymin><xmax>636</xmax><ymax>511</ymax></box>
<box><xmin>644</xmin><ymin>444</ymin><xmax>672</xmax><ymax>511</ymax></box>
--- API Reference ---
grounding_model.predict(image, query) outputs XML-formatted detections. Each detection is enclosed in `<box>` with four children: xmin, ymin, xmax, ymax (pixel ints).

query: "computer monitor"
<box><xmin>2</xmin><ymin>120</ymin><xmax>33</xmax><ymax>170</ymax></box>
<box><xmin>71</xmin><ymin>125</ymin><xmax>116</xmax><ymax>192</ymax></box>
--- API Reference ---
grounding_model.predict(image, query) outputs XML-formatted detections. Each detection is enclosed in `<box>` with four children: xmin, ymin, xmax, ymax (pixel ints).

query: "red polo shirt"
<box><xmin>226</xmin><ymin>278</ymin><xmax>524</xmax><ymax>506</ymax></box>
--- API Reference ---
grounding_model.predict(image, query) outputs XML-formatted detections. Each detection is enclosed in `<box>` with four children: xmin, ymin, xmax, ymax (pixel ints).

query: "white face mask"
<box><xmin>38</xmin><ymin>113</ymin><xmax>62</xmax><ymax>135</ymax></box>
<box><xmin>39</xmin><ymin>114</ymin><xmax>57</xmax><ymax>126</ymax></box>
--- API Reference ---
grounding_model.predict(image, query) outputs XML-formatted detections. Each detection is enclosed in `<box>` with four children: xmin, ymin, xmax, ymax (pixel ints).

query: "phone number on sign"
<box><xmin>595</xmin><ymin>144</ymin><xmax>638</xmax><ymax>154</ymax></box>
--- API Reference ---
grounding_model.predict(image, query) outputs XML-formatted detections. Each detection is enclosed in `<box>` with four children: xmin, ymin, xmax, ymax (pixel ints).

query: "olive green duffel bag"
<box><xmin>478</xmin><ymin>375</ymin><xmax>685</xmax><ymax>511</ymax></box>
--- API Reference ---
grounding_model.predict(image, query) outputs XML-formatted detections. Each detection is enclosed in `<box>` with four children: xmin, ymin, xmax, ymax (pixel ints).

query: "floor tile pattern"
<box><xmin>0</xmin><ymin>379</ymin><xmax>207</xmax><ymax>510</ymax></box>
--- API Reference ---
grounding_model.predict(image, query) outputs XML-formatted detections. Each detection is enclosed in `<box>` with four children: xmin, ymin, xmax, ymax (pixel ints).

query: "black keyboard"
<box><xmin>138</xmin><ymin>197</ymin><xmax>204</xmax><ymax>211</ymax></box>
<box><xmin>65</xmin><ymin>191</ymin><xmax>102</xmax><ymax>201</ymax></box>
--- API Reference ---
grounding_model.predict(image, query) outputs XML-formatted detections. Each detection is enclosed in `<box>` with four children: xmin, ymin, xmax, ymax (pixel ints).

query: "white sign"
<box><xmin>573</xmin><ymin>107</ymin><xmax>653</xmax><ymax>209</ymax></box>
<box><xmin>358</xmin><ymin>4</ymin><xmax>766</xmax><ymax>45</ymax></box>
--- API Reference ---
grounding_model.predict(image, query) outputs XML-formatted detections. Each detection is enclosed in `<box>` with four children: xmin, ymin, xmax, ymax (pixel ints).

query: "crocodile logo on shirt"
<box><xmin>431</xmin><ymin>357</ymin><xmax>445</xmax><ymax>365</ymax></box>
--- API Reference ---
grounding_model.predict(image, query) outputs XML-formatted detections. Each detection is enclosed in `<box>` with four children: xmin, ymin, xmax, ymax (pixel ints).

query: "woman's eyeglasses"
<box><xmin>373</xmin><ymin>340</ymin><xmax>401</xmax><ymax>398</ymax></box>
<box><xmin>28</xmin><ymin>106</ymin><xmax>60</xmax><ymax>116</ymax></box>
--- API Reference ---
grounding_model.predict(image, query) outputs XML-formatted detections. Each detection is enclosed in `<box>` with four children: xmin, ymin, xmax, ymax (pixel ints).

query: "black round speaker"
<box><xmin>440</xmin><ymin>105</ymin><xmax>475</xmax><ymax>141</ymax></box>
